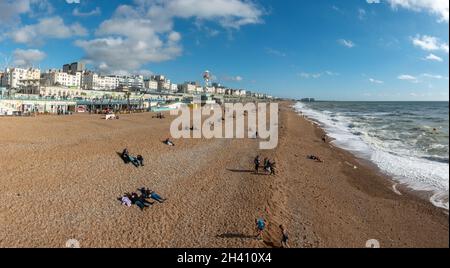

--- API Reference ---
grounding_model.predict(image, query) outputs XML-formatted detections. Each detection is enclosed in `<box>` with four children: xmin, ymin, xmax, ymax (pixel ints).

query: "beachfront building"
<box><xmin>151</xmin><ymin>75</ymin><xmax>172</xmax><ymax>92</ymax></box>
<box><xmin>225</xmin><ymin>89</ymin><xmax>234</xmax><ymax>96</ymax></box>
<box><xmin>63</xmin><ymin>62</ymin><xmax>85</xmax><ymax>75</ymax></box>
<box><xmin>41</xmin><ymin>70</ymin><xmax>82</xmax><ymax>89</ymax></box>
<box><xmin>170</xmin><ymin>83</ymin><xmax>178</xmax><ymax>92</ymax></box>
<box><xmin>195</xmin><ymin>86</ymin><xmax>204</xmax><ymax>94</ymax></box>
<box><xmin>231</xmin><ymin>89</ymin><xmax>246</xmax><ymax>96</ymax></box>
<box><xmin>82</xmin><ymin>72</ymin><xmax>119</xmax><ymax>91</ymax></box>
<box><xmin>181</xmin><ymin>82</ymin><xmax>197</xmax><ymax>93</ymax></box>
<box><xmin>115</xmin><ymin>75</ymin><xmax>144</xmax><ymax>89</ymax></box>
<box><xmin>1</xmin><ymin>68</ymin><xmax>41</xmax><ymax>89</ymax></box>
<box><xmin>215</xmin><ymin>87</ymin><xmax>226</xmax><ymax>95</ymax></box>
<box><xmin>144</xmin><ymin>79</ymin><xmax>158</xmax><ymax>91</ymax></box>
<box><xmin>157</xmin><ymin>80</ymin><xmax>170</xmax><ymax>92</ymax></box>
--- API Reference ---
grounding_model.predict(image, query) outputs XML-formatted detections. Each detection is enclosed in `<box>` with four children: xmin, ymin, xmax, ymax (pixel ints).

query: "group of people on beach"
<box><xmin>120</xmin><ymin>188</ymin><xmax>167</xmax><ymax>211</ymax></box>
<box><xmin>121</xmin><ymin>148</ymin><xmax>144</xmax><ymax>167</ymax></box>
<box><xmin>118</xmin><ymin>147</ymin><xmax>168</xmax><ymax>211</ymax></box>
<box><xmin>153</xmin><ymin>112</ymin><xmax>165</xmax><ymax>119</ymax></box>
<box><xmin>253</xmin><ymin>155</ymin><xmax>276</xmax><ymax>175</ymax></box>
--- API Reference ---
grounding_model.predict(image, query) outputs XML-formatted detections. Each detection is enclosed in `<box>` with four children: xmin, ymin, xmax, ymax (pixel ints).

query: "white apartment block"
<box><xmin>82</xmin><ymin>72</ymin><xmax>119</xmax><ymax>91</ymax></box>
<box><xmin>144</xmin><ymin>80</ymin><xmax>158</xmax><ymax>91</ymax></box>
<box><xmin>181</xmin><ymin>83</ymin><xmax>196</xmax><ymax>93</ymax></box>
<box><xmin>42</xmin><ymin>70</ymin><xmax>82</xmax><ymax>89</ymax></box>
<box><xmin>170</xmin><ymin>83</ymin><xmax>178</xmax><ymax>92</ymax></box>
<box><xmin>2</xmin><ymin>68</ymin><xmax>41</xmax><ymax>89</ymax></box>
<box><xmin>195</xmin><ymin>86</ymin><xmax>204</xmax><ymax>94</ymax></box>
<box><xmin>115</xmin><ymin>75</ymin><xmax>144</xmax><ymax>89</ymax></box>
<box><xmin>215</xmin><ymin>87</ymin><xmax>226</xmax><ymax>95</ymax></box>
<box><xmin>158</xmin><ymin>80</ymin><xmax>171</xmax><ymax>91</ymax></box>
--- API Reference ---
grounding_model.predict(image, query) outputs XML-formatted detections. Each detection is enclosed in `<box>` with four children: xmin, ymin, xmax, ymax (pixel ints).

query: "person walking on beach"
<box><xmin>255</xmin><ymin>218</ymin><xmax>266</xmax><ymax>240</ymax></box>
<box><xmin>254</xmin><ymin>155</ymin><xmax>261</xmax><ymax>174</ymax></box>
<box><xmin>269</xmin><ymin>160</ymin><xmax>276</xmax><ymax>176</ymax></box>
<box><xmin>263</xmin><ymin>158</ymin><xmax>269</xmax><ymax>169</ymax></box>
<box><xmin>279</xmin><ymin>225</ymin><xmax>289</xmax><ymax>248</ymax></box>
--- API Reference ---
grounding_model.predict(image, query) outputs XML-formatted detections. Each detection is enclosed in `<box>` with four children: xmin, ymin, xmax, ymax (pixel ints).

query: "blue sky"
<box><xmin>0</xmin><ymin>0</ymin><xmax>448</xmax><ymax>101</ymax></box>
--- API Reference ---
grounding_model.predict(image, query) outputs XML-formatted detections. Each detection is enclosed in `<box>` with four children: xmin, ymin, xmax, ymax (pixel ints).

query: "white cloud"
<box><xmin>398</xmin><ymin>74</ymin><xmax>419</xmax><ymax>83</ymax></box>
<box><xmin>265</xmin><ymin>48</ymin><xmax>286</xmax><ymax>57</ymax></box>
<box><xmin>146</xmin><ymin>0</ymin><xmax>264</xmax><ymax>29</ymax></box>
<box><xmin>412</xmin><ymin>35</ymin><xmax>449</xmax><ymax>53</ymax></box>
<box><xmin>369</xmin><ymin>78</ymin><xmax>384</xmax><ymax>84</ymax></box>
<box><xmin>299</xmin><ymin>71</ymin><xmax>339</xmax><ymax>79</ymax></box>
<box><xmin>299</xmin><ymin>72</ymin><xmax>321</xmax><ymax>79</ymax></box>
<box><xmin>12</xmin><ymin>48</ymin><xmax>46</xmax><ymax>67</ymax></box>
<box><xmin>223</xmin><ymin>75</ymin><xmax>243</xmax><ymax>82</ymax></box>
<box><xmin>397</xmin><ymin>73</ymin><xmax>448</xmax><ymax>84</ymax></box>
<box><xmin>387</xmin><ymin>0</ymin><xmax>449</xmax><ymax>23</ymax></box>
<box><xmin>367</xmin><ymin>0</ymin><xmax>448</xmax><ymax>23</ymax></box>
<box><xmin>76</xmin><ymin>0</ymin><xmax>264</xmax><ymax>74</ymax></box>
<box><xmin>0</xmin><ymin>0</ymin><xmax>52</xmax><ymax>26</ymax></box>
<box><xmin>66</xmin><ymin>0</ymin><xmax>81</xmax><ymax>4</ymax></box>
<box><xmin>421</xmin><ymin>73</ymin><xmax>448</xmax><ymax>79</ymax></box>
<box><xmin>358</xmin><ymin>8</ymin><xmax>367</xmax><ymax>20</ymax></box>
<box><xmin>325</xmin><ymin>71</ymin><xmax>339</xmax><ymax>76</ymax></box>
<box><xmin>425</xmin><ymin>53</ymin><xmax>444</xmax><ymax>62</ymax></box>
<box><xmin>338</xmin><ymin>39</ymin><xmax>355</xmax><ymax>48</ymax></box>
<box><xmin>9</xmin><ymin>16</ymin><xmax>87</xmax><ymax>44</ymax></box>
<box><xmin>331</xmin><ymin>5</ymin><xmax>343</xmax><ymax>13</ymax></box>
<box><xmin>73</xmin><ymin>7</ymin><xmax>101</xmax><ymax>17</ymax></box>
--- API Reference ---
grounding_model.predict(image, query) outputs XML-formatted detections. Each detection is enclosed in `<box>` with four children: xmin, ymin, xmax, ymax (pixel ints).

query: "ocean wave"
<box><xmin>294</xmin><ymin>102</ymin><xmax>449</xmax><ymax>210</ymax></box>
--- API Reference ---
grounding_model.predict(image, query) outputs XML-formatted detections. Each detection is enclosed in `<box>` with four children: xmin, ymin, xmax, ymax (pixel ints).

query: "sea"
<box><xmin>294</xmin><ymin>101</ymin><xmax>449</xmax><ymax>210</ymax></box>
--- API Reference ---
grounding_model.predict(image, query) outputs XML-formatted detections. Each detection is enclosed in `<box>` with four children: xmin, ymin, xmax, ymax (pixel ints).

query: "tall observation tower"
<box><xmin>203</xmin><ymin>70</ymin><xmax>211</xmax><ymax>88</ymax></box>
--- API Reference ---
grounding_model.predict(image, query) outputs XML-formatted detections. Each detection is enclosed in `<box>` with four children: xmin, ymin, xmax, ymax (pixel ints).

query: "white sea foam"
<box><xmin>294</xmin><ymin>102</ymin><xmax>449</xmax><ymax>210</ymax></box>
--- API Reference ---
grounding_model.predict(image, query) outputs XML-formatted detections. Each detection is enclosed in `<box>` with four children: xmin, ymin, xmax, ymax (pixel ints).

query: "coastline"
<box><xmin>269</xmin><ymin>102</ymin><xmax>448</xmax><ymax>247</ymax></box>
<box><xmin>0</xmin><ymin>101</ymin><xmax>448</xmax><ymax>248</ymax></box>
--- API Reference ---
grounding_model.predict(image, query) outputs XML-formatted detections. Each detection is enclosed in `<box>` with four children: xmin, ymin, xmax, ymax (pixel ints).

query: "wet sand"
<box><xmin>0</xmin><ymin>102</ymin><xmax>448</xmax><ymax>248</ymax></box>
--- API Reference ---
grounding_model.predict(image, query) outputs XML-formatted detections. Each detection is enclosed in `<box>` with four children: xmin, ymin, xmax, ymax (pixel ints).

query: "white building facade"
<box><xmin>41</xmin><ymin>70</ymin><xmax>82</xmax><ymax>89</ymax></box>
<box><xmin>82</xmin><ymin>72</ymin><xmax>119</xmax><ymax>91</ymax></box>
<box><xmin>2</xmin><ymin>68</ymin><xmax>41</xmax><ymax>89</ymax></box>
<box><xmin>144</xmin><ymin>80</ymin><xmax>158</xmax><ymax>91</ymax></box>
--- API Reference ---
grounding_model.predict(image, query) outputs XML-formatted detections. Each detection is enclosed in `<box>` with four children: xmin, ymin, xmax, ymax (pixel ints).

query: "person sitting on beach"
<box><xmin>121</xmin><ymin>194</ymin><xmax>132</xmax><ymax>207</ymax></box>
<box><xmin>164</xmin><ymin>138</ymin><xmax>175</xmax><ymax>146</ymax></box>
<box><xmin>268</xmin><ymin>160</ymin><xmax>276</xmax><ymax>175</ymax></box>
<box><xmin>130</xmin><ymin>192</ymin><xmax>152</xmax><ymax>210</ymax></box>
<box><xmin>307</xmin><ymin>155</ymin><xmax>323</xmax><ymax>163</ymax></box>
<box><xmin>254</xmin><ymin>155</ymin><xmax>261</xmax><ymax>174</ymax></box>
<box><xmin>279</xmin><ymin>225</ymin><xmax>289</xmax><ymax>248</ymax></box>
<box><xmin>255</xmin><ymin>218</ymin><xmax>266</xmax><ymax>239</ymax></box>
<box><xmin>122</xmin><ymin>148</ymin><xmax>129</xmax><ymax>159</ymax></box>
<box><xmin>136</xmin><ymin>155</ymin><xmax>144</xmax><ymax>167</ymax></box>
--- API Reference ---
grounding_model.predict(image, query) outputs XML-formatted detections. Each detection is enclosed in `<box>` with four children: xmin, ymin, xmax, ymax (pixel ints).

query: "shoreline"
<box><xmin>291</xmin><ymin>102</ymin><xmax>449</xmax><ymax>212</ymax></box>
<box><xmin>265</xmin><ymin>102</ymin><xmax>448</xmax><ymax>248</ymax></box>
<box><xmin>0</xmin><ymin>101</ymin><xmax>448</xmax><ymax>248</ymax></box>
